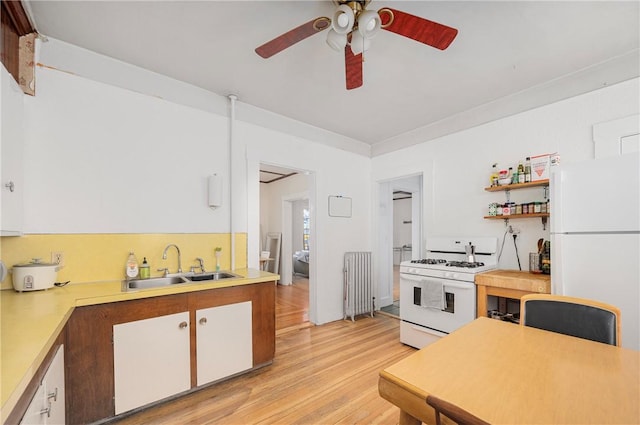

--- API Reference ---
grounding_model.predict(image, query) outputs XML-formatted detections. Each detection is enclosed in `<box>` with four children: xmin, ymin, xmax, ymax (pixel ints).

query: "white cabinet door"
<box><xmin>113</xmin><ymin>312</ymin><xmax>191</xmax><ymax>414</ymax></box>
<box><xmin>43</xmin><ymin>345</ymin><xmax>65</xmax><ymax>425</ymax></box>
<box><xmin>1</xmin><ymin>65</ymin><xmax>25</xmax><ymax>235</ymax></box>
<box><xmin>196</xmin><ymin>301</ymin><xmax>252</xmax><ymax>386</ymax></box>
<box><xmin>19</xmin><ymin>345</ymin><xmax>65</xmax><ymax>425</ymax></box>
<box><xmin>19</xmin><ymin>383</ymin><xmax>46</xmax><ymax>425</ymax></box>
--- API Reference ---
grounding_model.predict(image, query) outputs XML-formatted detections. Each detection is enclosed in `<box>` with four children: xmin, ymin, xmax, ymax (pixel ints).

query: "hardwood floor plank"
<box><xmin>109</xmin><ymin>279</ymin><xmax>416</xmax><ymax>425</ymax></box>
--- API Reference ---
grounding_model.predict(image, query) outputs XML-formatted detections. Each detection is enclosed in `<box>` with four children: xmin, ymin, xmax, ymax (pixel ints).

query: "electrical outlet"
<box><xmin>51</xmin><ymin>251</ymin><xmax>65</xmax><ymax>266</ymax></box>
<box><xmin>508</xmin><ymin>226</ymin><xmax>521</xmax><ymax>234</ymax></box>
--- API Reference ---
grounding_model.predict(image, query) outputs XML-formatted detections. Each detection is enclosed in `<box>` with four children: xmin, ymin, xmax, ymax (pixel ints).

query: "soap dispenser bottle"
<box><xmin>126</xmin><ymin>251</ymin><xmax>139</xmax><ymax>279</ymax></box>
<box><xmin>140</xmin><ymin>257</ymin><xmax>150</xmax><ymax>279</ymax></box>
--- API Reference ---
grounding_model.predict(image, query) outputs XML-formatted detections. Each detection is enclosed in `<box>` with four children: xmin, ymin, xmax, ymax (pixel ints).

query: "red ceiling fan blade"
<box><xmin>345</xmin><ymin>44</ymin><xmax>363</xmax><ymax>90</ymax></box>
<box><xmin>255</xmin><ymin>17</ymin><xmax>331</xmax><ymax>58</ymax></box>
<box><xmin>378</xmin><ymin>7</ymin><xmax>458</xmax><ymax>50</ymax></box>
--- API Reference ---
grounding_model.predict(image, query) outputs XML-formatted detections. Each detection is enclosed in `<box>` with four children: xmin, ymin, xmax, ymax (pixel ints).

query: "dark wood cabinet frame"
<box><xmin>65</xmin><ymin>282</ymin><xmax>276</xmax><ymax>424</ymax></box>
<box><xmin>1</xmin><ymin>0</ymin><xmax>34</xmax><ymax>83</ymax></box>
<box><xmin>6</xmin><ymin>281</ymin><xmax>276</xmax><ymax>424</ymax></box>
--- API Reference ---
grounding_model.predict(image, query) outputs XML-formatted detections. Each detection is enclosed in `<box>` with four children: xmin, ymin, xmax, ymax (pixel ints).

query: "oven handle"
<box><xmin>409</xmin><ymin>324</ymin><xmax>448</xmax><ymax>337</ymax></box>
<box><xmin>400</xmin><ymin>274</ymin><xmax>474</xmax><ymax>290</ymax></box>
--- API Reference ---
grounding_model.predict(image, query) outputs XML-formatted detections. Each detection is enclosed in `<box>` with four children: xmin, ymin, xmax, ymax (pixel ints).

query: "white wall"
<box><xmin>15</xmin><ymin>36</ymin><xmax>639</xmax><ymax>325</ymax></box>
<box><xmin>20</xmin><ymin>37</ymin><xmax>372</xmax><ymax>326</ymax></box>
<box><xmin>260</xmin><ymin>173</ymin><xmax>309</xmax><ymax>240</ymax></box>
<box><xmin>23</xmin><ymin>67</ymin><xmax>230</xmax><ymax>233</ymax></box>
<box><xmin>372</xmin><ymin>78</ymin><xmax>640</xmax><ymax>270</ymax></box>
<box><xmin>244</xmin><ymin>123</ymin><xmax>371</xmax><ymax>324</ymax></box>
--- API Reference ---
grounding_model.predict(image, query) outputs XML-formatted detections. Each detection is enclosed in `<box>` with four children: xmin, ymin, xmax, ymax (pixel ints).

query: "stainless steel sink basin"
<box><xmin>187</xmin><ymin>272</ymin><xmax>239</xmax><ymax>281</ymax></box>
<box><xmin>124</xmin><ymin>275</ymin><xmax>189</xmax><ymax>290</ymax></box>
<box><xmin>123</xmin><ymin>272</ymin><xmax>240</xmax><ymax>291</ymax></box>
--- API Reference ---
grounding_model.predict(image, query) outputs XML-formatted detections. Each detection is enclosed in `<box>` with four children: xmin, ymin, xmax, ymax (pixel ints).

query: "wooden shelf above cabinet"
<box><xmin>484</xmin><ymin>213</ymin><xmax>549</xmax><ymax>220</ymax></box>
<box><xmin>484</xmin><ymin>179</ymin><xmax>549</xmax><ymax>192</ymax></box>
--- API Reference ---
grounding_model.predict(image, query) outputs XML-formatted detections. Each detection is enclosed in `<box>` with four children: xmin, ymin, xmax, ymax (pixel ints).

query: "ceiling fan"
<box><xmin>255</xmin><ymin>0</ymin><xmax>458</xmax><ymax>90</ymax></box>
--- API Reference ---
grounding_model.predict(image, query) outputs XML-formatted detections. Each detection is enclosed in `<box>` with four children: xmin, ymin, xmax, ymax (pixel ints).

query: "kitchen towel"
<box><xmin>420</xmin><ymin>279</ymin><xmax>445</xmax><ymax>310</ymax></box>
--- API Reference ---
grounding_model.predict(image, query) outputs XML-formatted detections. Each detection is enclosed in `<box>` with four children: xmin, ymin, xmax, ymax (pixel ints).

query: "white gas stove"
<box><xmin>399</xmin><ymin>237</ymin><xmax>497</xmax><ymax>349</ymax></box>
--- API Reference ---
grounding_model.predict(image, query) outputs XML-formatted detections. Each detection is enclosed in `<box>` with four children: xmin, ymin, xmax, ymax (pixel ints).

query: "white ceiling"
<box><xmin>25</xmin><ymin>1</ymin><xmax>640</xmax><ymax>156</ymax></box>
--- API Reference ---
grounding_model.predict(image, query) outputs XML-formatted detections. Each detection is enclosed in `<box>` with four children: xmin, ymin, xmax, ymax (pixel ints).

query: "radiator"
<box><xmin>343</xmin><ymin>252</ymin><xmax>374</xmax><ymax>321</ymax></box>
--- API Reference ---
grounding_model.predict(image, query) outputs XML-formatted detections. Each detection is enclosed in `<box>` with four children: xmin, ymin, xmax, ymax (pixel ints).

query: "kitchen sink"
<box><xmin>125</xmin><ymin>275</ymin><xmax>189</xmax><ymax>290</ymax></box>
<box><xmin>188</xmin><ymin>272</ymin><xmax>239</xmax><ymax>281</ymax></box>
<box><xmin>123</xmin><ymin>272</ymin><xmax>240</xmax><ymax>291</ymax></box>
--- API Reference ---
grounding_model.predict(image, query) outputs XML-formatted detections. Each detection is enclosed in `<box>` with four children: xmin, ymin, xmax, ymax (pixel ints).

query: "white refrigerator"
<box><xmin>550</xmin><ymin>152</ymin><xmax>639</xmax><ymax>350</ymax></box>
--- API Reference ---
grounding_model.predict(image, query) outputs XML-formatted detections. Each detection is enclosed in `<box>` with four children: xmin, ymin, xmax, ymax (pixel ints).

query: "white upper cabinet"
<box><xmin>1</xmin><ymin>64</ymin><xmax>25</xmax><ymax>235</ymax></box>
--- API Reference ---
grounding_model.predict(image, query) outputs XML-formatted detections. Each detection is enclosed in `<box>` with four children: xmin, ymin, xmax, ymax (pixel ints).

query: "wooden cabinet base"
<box><xmin>475</xmin><ymin>270</ymin><xmax>550</xmax><ymax>318</ymax></box>
<box><xmin>65</xmin><ymin>281</ymin><xmax>276</xmax><ymax>424</ymax></box>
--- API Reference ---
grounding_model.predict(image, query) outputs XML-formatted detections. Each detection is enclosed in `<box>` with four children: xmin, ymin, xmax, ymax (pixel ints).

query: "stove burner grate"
<box><xmin>411</xmin><ymin>259</ymin><xmax>447</xmax><ymax>265</ymax></box>
<box><xmin>445</xmin><ymin>261</ymin><xmax>485</xmax><ymax>268</ymax></box>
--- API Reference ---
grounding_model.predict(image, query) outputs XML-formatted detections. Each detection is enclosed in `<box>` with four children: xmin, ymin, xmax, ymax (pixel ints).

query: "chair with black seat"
<box><xmin>426</xmin><ymin>394</ymin><xmax>490</xmax><ymax>425</ymax></box>
<box><xmin>520</xmin><ymin>294</ymin><xmax>621</xmax><ymax>346</ymax></box>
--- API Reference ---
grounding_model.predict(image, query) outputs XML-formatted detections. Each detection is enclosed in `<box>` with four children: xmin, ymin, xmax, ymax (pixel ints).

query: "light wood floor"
<box><xmin>110</xmin><ymin>278</ymin><xmax>416</xmax><ymax>425</ymax></box>
<box><xmin>276</xmin><ymin>275</ymin><xmax>311</xmax><ymax>332</ymax></box>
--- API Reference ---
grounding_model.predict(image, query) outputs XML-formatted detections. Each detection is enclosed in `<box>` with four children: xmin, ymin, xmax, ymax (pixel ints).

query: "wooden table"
<box><xmin>475</xmin><ymin>270</ymin><xmax>550</xmax><ymax>317</ymax></box>
<box><xmin>379</xmin><ymin>317</ymin><xmax>640</xmax><ymax>425</ymax></box>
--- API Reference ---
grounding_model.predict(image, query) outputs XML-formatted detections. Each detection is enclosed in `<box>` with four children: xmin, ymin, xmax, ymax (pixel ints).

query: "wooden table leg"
<box><xmin>476</xmin><ymin>285</ymin><xmax>488</xmax><ymax>317</ymax></box>
<box><xmin>399</xmin><ymin>409</ymin><xmax>422</xmax><ymax>425</ymax></box>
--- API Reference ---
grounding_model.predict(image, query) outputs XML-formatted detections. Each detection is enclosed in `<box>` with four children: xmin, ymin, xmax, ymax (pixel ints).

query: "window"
<box><xmin>302</xmin><ymin>208</ymin><xmax>310</xmax><ymax>251</ymax></box>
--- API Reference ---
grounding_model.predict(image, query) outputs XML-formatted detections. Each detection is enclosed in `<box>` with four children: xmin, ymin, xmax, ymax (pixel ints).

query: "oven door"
<box><xmin>400</xmin><ymin>273</ymin><xmax>476</xmax><ymax>334</ymax></box>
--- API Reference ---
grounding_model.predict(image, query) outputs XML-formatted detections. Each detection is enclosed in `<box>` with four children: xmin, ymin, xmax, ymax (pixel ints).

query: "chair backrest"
<box><xmin>426</xmin><ymin>395</ymin><xmax>490</xmax><ymax>425</ymax></box>
<box><xmin>520</xmin><ymin>294</ymin><xmax>621</xmax><ymax>346</ymax></box>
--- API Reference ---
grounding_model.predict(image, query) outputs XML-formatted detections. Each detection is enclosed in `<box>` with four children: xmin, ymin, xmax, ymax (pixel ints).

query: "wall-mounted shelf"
<box><xmin>484</xmin><ymin>213</ymin><xmax>549</xmax><ymax>220</ymax></box>
<box><xmin>484</xmin><ymin>179</ymin><xmax>550</xmax><ymax>229</ymax></box>
<box><xmin>484</xmin><ymin>179</ymin><xmax>549</xmax><ymax>192</ymax></box>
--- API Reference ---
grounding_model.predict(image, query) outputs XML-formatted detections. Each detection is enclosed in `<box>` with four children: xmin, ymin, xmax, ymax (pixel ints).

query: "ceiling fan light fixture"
<box><xmin>331</xmin><ymin>4</ymin><xmax>355</xmax><ymax>34</ymax></box>
<box><xmin>326</xmin><ymin>29</ymin><xmax>347</xmax><ymax>51</ymax></box>
<box><xmin>349</xmin><ymin>31</ymin><xmax>370</xmax><ymax>55</ymax></box>
<box><xmin>357</xmin><ymin>10</ymin><xmax>381</xmax><ymax>39</ymax></box>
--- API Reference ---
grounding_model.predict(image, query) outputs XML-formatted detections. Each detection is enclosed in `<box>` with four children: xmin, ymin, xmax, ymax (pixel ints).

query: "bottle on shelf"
<box><xmin>524</xmin><ymin>157</ymin><xmax>532</xmax><ymax>183</ymax></box>
<box><xmin>490</xmin><ymin>163</ymin><xmax>499</xmax><ymax>186</ymax></box>
<box><xmin>517</xmin><ymin>161</ymin><xmax>525</xmax><ymax>184</ymax></box>
<box><xmin>510</xmin><ymin>167</ymin><xmax>517</xmax><ymax>184</ymax></box>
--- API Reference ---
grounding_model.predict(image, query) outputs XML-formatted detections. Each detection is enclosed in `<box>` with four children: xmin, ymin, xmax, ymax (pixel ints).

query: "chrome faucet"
<box><xmin>162</xmin><ymin>244</ymin><xmax>182</xmax><ymax>274</ymax></box>
<box><xmin>190</xmin><ymin>258</ymin><xmax>206</xmax><ymax>274</ymax></box>
<box><xmin>195</xmin><ymin>257</ymin><xmax>206</xmax><ymax>273</ymax></box>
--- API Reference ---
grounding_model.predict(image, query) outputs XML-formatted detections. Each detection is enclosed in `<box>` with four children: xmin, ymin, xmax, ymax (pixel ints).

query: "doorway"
<box><xmin>377</xmin><ymin>174</ymin><xmax>422</xmax><ymax>318</ymax></box>
<box><xmin>259</xmin><ymin>163</ymin><xmax>313</xmax><ymax>330</ymax></box>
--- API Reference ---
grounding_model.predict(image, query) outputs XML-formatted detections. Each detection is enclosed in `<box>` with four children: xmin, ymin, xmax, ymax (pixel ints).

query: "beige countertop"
<box><xmin>0</xmin><ymin>269</ymin><xmax>278</xmax><ymax>422</ymax></box>
<box><xmin>475</xmin><ymin>269</ymin><xmax>551</xmax><ymax>292</ymax></box>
